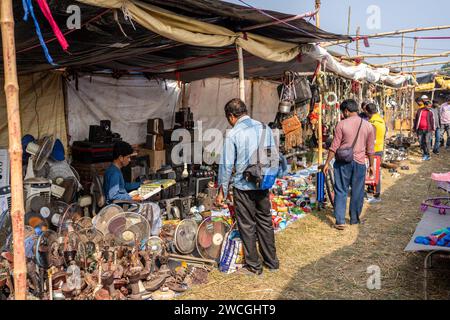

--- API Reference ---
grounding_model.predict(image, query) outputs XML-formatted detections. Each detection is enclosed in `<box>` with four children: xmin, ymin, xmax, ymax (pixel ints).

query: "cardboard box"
<box><xmin>137</xmin><ymin>148</ymin><xmax>166</xmax><ymax>172</ymax></box>
<box><xmin>0</xmin><ymin>149</ymin><xmax>10</xmax><ymax>188</ymax></box>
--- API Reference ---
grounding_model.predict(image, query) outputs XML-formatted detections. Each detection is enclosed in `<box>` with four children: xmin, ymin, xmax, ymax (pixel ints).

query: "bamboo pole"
<box><xmin>1</xmin><ymin>0</ymin><xmax>27</xmax><ymax>300</ymax></box>
<box><xmin>345</xmin><ymin>6</ymin><xmax>351</xmax><ymax>56</ymax></box>
<box><xmin>411</xmin><ymin>39</ymin><xmax>418</xmax><ymax>137</ymax></box>
<box><xmin>324</xmin><ymin>25</ymin><xmax>450</xmax><ymax>47</ymax></box>
<box><xmin>315</xmin><ymin>0</ymin><xmax>323</xmax><ymax>166</ymax></box>
<box><xmin>356</xmin><ymin>26</ymin><xmax>360</xmax><ymax>56</ymax></box>
<box><xmin>410</xmin><ymin>88</ymin><xmax>415</xmax><ymax>137</ymax></box>
<box><xmin>413</xmin><ymin>67</ymin><xmax>450</xmax><ymax>74</ymax></box>
<box><xmin>400</xmin><ymin>34</ymin><xmax>405</xmax><ymax>72</ymax></box>
<box><xmin>341</xmin><ymin>52</ymin><xmax>450</xmax><ymax>60</ymax></box>
<box><xmin>315</xmin><ymin>0</ymin><xmax>321</xmax><ymax>29</ymax></box>
<box><xmin>374</xmin><ymin>53</ymin><xmax>450</xmax><ymax>67</ymax></box>
<box><xmin>241</xmin><ymin>8</ymin><xmax>320</xmax><ymax>31</ymax></box>
<box><xmin>401</xmin><ymin>60</ymin><xmax>450</xmax><ymax>69</ymax></box>
<box><xmin>237</xmin><ymin>45</ymin><xmax>245</xmax><ymax>102</ymax></box>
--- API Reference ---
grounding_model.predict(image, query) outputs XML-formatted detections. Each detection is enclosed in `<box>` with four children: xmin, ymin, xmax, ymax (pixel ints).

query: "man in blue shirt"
<box><xmin>216</xmin><ymin>98</ymin><xmax>280</xmax><ymax>276</ymax></box>
<box><xmin>103</xmin><ymin>141</ymin><xmax>141</xmax><ymax>203</ymax></box>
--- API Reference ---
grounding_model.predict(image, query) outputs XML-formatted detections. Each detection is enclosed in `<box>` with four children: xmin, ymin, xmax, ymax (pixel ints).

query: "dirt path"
<box><xmin>180</xmin><ymin>147</ymin><xmax>450</xmax><ymax>300</ymax></box>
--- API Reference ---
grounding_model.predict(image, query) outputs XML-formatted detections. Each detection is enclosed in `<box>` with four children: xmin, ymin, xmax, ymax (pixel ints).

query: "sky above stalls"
<box><xmin>226</xmin><ymin>0</ymin><xmax>450</xmax><ymax>74</ymax></box>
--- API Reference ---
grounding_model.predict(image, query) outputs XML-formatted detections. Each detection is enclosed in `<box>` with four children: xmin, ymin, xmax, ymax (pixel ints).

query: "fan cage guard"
<box><xmin>174</xmin><ymin>219</ymin><xmax>198</xmax><ymax>254</ymax></box>
<box><xmin>34</xmin><ymin>136</ymin><xmax>55</xmax><ymax>171</ymax></box>
<box><xmin>102</xmin><ymin>212</ymin><xmax>151</xmax><ymax>246</ymax></box>
<box><xmin>195</xmin><ymin>217</ymin><xmax>230</xmax><ymax>261</ymax></box>
<box><xmin>92</xmin><ymin>204</ymin><xmax>124</xmax><ymax>234</ymax></box>
<box><xmin>147</xmin><ymin>236</ymin><xmax>164</xmax><ymax>255</ymax></box>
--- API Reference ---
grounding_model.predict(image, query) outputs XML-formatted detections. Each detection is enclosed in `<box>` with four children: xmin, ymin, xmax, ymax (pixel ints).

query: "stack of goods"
<box><xmin>415</xmin><ymin>227</ymin><xmax>450</xmax><ymax>247</ymax></box>
<box><xmin>0</xmin><ymin>198</ymin><xmax>232</xmax><ymax>301</ymax></box>
<box><xmin>146</xmin><ymin>118</ymin><xmax>165</xmax><ymax>151</ymax></box>
<box><xmin>269</xmin><ymin>175</ymin><xmax>316</xmax><ymax>232</ymax></box>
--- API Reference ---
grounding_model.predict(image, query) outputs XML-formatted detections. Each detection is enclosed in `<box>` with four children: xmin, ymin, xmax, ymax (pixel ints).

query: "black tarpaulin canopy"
<box><xmin>4</xmin><ymin>0</ymin><xmax>349</xmax><ymax>81</ymax></box>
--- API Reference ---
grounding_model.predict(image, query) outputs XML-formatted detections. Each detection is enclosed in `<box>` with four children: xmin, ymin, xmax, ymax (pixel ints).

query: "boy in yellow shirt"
<box><xmin>364</xmin><ymin>103</ymin><xmax>386</xmax><ymax>204</ymax></box>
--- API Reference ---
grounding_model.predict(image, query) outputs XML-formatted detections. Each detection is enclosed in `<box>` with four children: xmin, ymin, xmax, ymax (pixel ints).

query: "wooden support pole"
<box><xmin>324</xmin><ymin>24</ymin><xmax>450</xmax><ymax>47</ymax></box>
<box><xmin>341</xmin><ymin>52</ymin><xmax>450</xmax><ymax>60</ymax></box>
<box><xmin>400</xmin><ymin>34</ymin><xmax>405</xmax><ymax>72</ymax></box>
<box><xmin>345</xmin><ymin>6</ymin><xmax>351</xmax><ymax>56</ymax></box>
<box><xmin>411</xmin><ymin>39</ymin><xmax>418</xmax><ymax>137</ymax></box>
<box><xmin>413</xmin><ymin>68</ymin><xmax>450</xmax><ymax>74</ymax></box>
<box><xmin>399</xmin><ymin>60</ymin><xmax>450</xmax><ymax>69</ymax></box>
<box><xmin>356</xmin><ymin>26</ymin><xmax>360</xmax><ymax>56</ymax></box>
<box><xmin>410</xmin><ymin>88</ymin><xmax>415</xmax><ymax>137</ymax></box>
<box><xmin>382</xmin><ymin>86</ymin><xmax>387</xmax><ymax>122</ymax></box>
<box><xmin>1</xmin><ymin>0</ymin><xmax>27</xmax><ymax>300</ymax></box>
<box><xmin>374</xmin><ymin>53</ymin><xmax>450</xmax><ymax>67</ymax></box>
<box><xmin>315</xmin><ymin>0</ymin><xmax>323</xmax><ymax>165</ymax></box>
<box><xmin>315</xmin><ymin>0</ymin><xmax>321</xmax><ymax>29</ymax></box>
<box><xmin>237</xmin><ymin>45</ymin><xmax>245</xmax><ymax>102</ymax></box>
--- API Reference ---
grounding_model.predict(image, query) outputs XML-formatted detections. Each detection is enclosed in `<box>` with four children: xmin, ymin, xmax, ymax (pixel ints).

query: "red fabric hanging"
<box><xmin>36</xmin><ymin>0</ymin><xmax>69</xmax><ymax>51</ymax></box>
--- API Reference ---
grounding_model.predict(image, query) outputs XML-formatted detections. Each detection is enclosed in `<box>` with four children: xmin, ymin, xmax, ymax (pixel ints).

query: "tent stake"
<box><xmin>1</xmin><ymin>0</ymin><xmax>27</xmax><ymax>300</ymax></box>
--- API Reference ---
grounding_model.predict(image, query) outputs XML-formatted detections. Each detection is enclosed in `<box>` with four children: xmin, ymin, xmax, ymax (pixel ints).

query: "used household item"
<box><xmin>137</xmin><ymin>148</ymin><xmax>166</xmax><ymax>173</ymax></box>
<box><xmin>147</xmin><ymin>118</ymin><xmax>164</xmax><ymax>135</ymax></box>
<box><xmin>0</xmin><ymin>149</ymin><xmax>10</xmax><ymax>188</ymax></box>
<box><xmin>72</xmin><ymin>141</ymin><xmax>114</xmax><ymax>164</ymax></box>
<box><xmin>88</xmin><ymin>120</ymin><xmax>121</xmax><ymax>144</ymax></box>
<box><xmin>24</xmin><ymin>135</ymin><xmax>55</xmax><ymax>179</ymax></box>
<box><xmin>175</xmin><ymin>108</ymin><xmax>194</xmax><ymax>129</ymax></box>
<box><xmin>145</xmin><ymin>134</ymin><xmax>164</xmax><ymax>151</ymax></box>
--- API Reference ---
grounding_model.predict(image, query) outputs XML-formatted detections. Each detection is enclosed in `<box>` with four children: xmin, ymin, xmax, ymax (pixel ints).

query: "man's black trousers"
<box><xmin>233</xmin><ymin>188</ymin><xmax>279</xmax><ymax>271</ymax></box>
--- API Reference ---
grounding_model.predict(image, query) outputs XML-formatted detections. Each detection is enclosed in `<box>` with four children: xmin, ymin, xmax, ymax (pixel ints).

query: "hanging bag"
<box><xmin>243</xmin><ymin>124</ymin><xmax>278</xmax><ymax>190</ymax></box>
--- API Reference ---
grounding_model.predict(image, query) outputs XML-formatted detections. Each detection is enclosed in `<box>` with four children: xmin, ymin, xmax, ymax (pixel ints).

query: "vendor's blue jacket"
<box><xmin>103</xmin><ymin>164</ymin><xmax>140</xmax><ymax>203</ymax></box>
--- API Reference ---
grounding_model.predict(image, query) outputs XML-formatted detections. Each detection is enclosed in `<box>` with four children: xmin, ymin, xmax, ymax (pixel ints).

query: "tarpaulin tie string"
<box><xmin>351</xmin><ymin>36</ymin><xmax>370</xmax><ymax>48</ymax></box>
<box><xmin>22</xmin><ymin>0</ymin><xmax>57</xmax><ymax>66</ymax></box>
<box><xmin>36</xmin><ymin>0</ymin><xmax>69</xmax><ymax>52</ymax></box>
<box><xmin>114</xmin><ymin>9</ymin><xmax>131</xmax><ymax>39</ymax></box>
<box><xmin>121</xmin><ymin>5</ymin><xmax>136</xmax><ymax>31</ymax></box>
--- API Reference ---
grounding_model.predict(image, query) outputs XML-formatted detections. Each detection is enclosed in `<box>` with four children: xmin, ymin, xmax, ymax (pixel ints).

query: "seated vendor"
<box><xmin>103</xmin><ymin>141</ymin><xmax>141</xmax><ymax>203</ymax></box>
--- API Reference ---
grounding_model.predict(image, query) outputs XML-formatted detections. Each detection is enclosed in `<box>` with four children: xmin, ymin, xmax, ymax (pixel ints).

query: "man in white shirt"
<box><xmin>440</xmin><ymin>95</ymin><xmax>450</xmax><ymax>149</ymax></box>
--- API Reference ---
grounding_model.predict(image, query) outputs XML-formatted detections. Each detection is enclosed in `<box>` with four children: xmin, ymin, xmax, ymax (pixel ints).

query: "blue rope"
<box><xmin>22</xmin><ymin>0</ymin><xmax>57</xmax><ymax>66</ymax></box>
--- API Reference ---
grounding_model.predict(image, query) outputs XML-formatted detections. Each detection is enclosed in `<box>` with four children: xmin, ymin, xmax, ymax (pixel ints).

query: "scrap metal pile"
<box><xmin>383</xmin><ymin>134</ymin><xmax>414</xmax><ymax>163</ymax></box>
<box><xmin>0</xmin><ymin>201</ymin><xmax>231</xmax><ymax>300</ymax></box>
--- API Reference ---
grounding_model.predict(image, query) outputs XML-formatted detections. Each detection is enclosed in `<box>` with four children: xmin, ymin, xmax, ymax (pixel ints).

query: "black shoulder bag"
<box><xmin>243</xmin><ymin>124</ymin><xmax>277</xmax><ymax>190</ymax></box>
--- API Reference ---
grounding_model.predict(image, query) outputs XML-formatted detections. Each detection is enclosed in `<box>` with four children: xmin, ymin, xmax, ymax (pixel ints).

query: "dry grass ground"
<box><xmin>180</xmin><ymin>147</ymin><xmax>450</xmax><ymax>300</ymax></box>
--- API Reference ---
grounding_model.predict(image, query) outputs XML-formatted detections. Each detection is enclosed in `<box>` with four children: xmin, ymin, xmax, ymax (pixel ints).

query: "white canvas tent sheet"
<box><xmin>304</xmin><ymin>45</ymin><xmax>413</xmax><ymax>87</ymax></box>
<box><xmin>66</xmin><ymin>75</ymin><xmax>180</xmax><ymax>145</ymax></box>
<box><xmin>405</xmin><ymin>210</ymin><xmax>450</xmax><ymax>252</ymax></box>
<box><xmin>0</xmin><ymin>72</ymin><xmax>67</xmax><ymax>148</ymax></box>
<box><xmin>187</xmin><ymin>78</ymin><xmax>279</xmax><ymax>133</ymax></box>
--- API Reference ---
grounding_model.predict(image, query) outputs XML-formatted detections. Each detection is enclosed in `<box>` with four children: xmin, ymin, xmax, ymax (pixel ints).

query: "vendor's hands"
<box><xmin>368</xmin><ymin>166</ymin><xmax>375</xmax><ymax>179</ymax></box>
<box><xmin>322</xmin><ymin>163</ymin><xmax>330</xmax><ymax>175</ymax></box>
<box><xmin>226</xmin><ymin>193</ymin><xmax>234</xmax><ymax>204</ymax></box>
<box><xmin>132</xmin><ymin>195</ymin><xmax>143</xmax><ymax>202</ymax></box>
<box><xmin>215</xmin><ymin>192</ymin><xmax>224</xmax><ymax>207</ymax></box>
